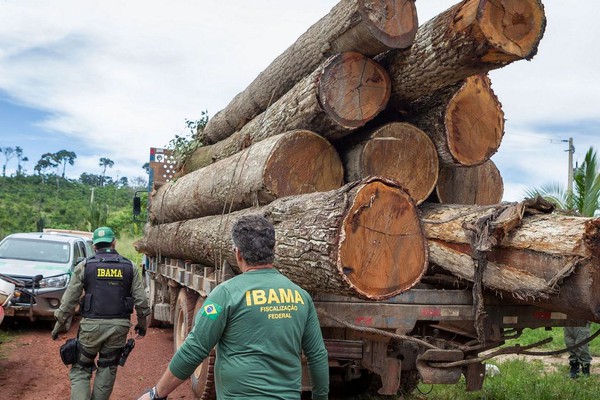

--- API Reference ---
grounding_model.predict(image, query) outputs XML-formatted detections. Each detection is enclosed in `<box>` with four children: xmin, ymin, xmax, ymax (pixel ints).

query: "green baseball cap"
<box><xmin>93</xmin><ymin>226</ymin><xmax>115</xmax><ymax>245</ymax></box>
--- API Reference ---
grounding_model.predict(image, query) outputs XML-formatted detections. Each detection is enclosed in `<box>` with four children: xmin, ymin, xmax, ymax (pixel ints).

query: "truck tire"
<box><xmin>191</xmin><ymin>296</ymin><xmax>216</xmax><ymax>400</ymax></box>
<box><xmin>173</xmin><ymin>288</ymin><xmax>198</xmax><ymax>352</ymax></box>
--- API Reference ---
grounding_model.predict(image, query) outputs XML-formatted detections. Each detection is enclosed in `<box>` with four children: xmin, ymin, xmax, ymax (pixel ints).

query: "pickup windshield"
<box><xmin>0</xmin><ymin>238</ymin><xmax>71</xmax><ymax>263</ymax></box>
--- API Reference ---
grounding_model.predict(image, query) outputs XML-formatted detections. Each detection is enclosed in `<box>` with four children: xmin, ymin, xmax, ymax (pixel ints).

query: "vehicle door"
<box><xmin>72</xmin><ymin>241</ymin><xmax>86</xmax><ymax>271</ymax></box>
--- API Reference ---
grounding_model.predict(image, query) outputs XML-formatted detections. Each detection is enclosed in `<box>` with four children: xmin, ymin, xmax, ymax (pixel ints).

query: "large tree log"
<box><xmin>137</xmin><ymin>178</ymin><xmax>428</xmax><ymax>300</ymax></box>
<box><xmin>434</xmin><ymin>160</ymin><xmax>504</xmax><ymax>205</ymax></box>
<box><xmin>404</xmin><ymin>74</ymin><xmax>504</xmax><ymax>166</ymax></box>
<box><xmin>420</xmin><ymin>200</ymin><xmax>600</xmax><ymax>322</ymax></box>
<box><xmin>149</xmin><ymin>130</ymin><xmax>344</xmax><ymax>225</ymax></box>
<box><xmin>202</xmin><ymin>0</ymin><xmax>418</xmax><ymax>144</ymax></box>
<box><xmin>378</xmin><ymin>0</ymin><xmax>546</xmax><ymax>107</ymax></box>
<box><xmin>339</xmin><ymin>122</ymin><xmax>438</xmax><ymax>204</ymax></box>
<box><xmin>180</xmin><ymin>52</ymin><xmax>391</xmax><ymax>175</ymax></box>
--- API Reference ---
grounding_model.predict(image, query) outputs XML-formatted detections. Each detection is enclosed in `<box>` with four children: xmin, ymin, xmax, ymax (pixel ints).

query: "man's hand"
<box><xmin>51</xmin><ymin>321</ymin><xmax>64</xmax><ymax>340</ymax></box>
<box><xmin>135</xmin><ymin>316</ymin><xmax>147</xmax><ymax>337</ymax></box>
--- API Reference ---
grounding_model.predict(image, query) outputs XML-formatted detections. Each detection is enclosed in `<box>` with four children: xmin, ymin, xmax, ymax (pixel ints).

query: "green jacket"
<box><xmin>55</xmin><ymin>249</ymin><xmax>150</xmax><ymax>327</ymax></box>
<box><xmin>169</xmin><ymin>268</ymin><xmax>329</xmax><ymax>399</ymax></box>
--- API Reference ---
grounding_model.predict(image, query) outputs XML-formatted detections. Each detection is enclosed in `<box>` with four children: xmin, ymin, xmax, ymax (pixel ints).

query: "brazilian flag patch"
<box><xmin>201</xmin><ymin>302</ymin><xmax>222</xmax><ymax>320</ymax></box>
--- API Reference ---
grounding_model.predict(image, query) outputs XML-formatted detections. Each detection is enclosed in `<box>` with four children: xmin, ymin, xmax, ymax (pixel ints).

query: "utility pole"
<box><xmin>560</xmin><ymin>137</ymin><xmax>575</xmax><ymax>194</ymax></box>
<box><xmin>566</xmin><ymin>137</ymin><xmax>574</xmax><ymax>194</ymax></box>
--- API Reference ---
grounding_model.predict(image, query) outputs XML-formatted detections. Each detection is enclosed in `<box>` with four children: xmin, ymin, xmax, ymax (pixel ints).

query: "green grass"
<box><xmin>408</xmin><ymin>358</ymin><xmax>599</xmax><ymax>400</ymax></box>
<box><xmin>116</xmin><ymin>234</ymin><xmax>144</xmax><ymax>265</ymax></box>
<box><xmin>403</xmin><ymin>324</ymin><xmax>600</xmax><ymax>400</ymax></box>
<box><xmin>505</xmin><ymin>323</ymin><xmax>600</xmax><ymax>355</ymax></box>
<box><xmin>0</xmin><ymin>329</ymin><xmax>14</xmax><ymax>359</ymax></box>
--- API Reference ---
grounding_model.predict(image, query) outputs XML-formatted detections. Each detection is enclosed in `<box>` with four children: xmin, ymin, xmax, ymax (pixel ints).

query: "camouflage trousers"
<box><xmin>69</xmin><ymin>322</ymin><xmax>130</xmax><ymax>400</ymax></box>
<box><xmin>564</xmin><ymin>324</ymin><xmax>593</xmax><ymax>365</ymax></box>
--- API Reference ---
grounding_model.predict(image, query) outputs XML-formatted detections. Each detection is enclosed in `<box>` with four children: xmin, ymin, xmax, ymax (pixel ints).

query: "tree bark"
<box><xmin>149</xmin><ymin>130</ymin><xmax>344</xmax><ymax>225</ymax></box>
<box><xmin>180</xmin><ymin>52</ymin><xmax>391</xmax><ymax>174</ymax></box>
<box><xmin>420</xmin><ymin>200</ymin><xmax>600</xmax><ymax>321</ymax></box>
<box><xmin>137</xmin><ymin>178</ymin><xmax>428</xmax><ymax>300</ymax></box>
<box><xmin>339</xmin><ymin>122</ymin><xmax>438</xmax><ymax>204</ymax></box>
<box><xmin>202</xmin><ymin>0</ymin><xmax>418</xmax><ymax>144</ymax></box>
<box><xmin>434</xmin><ymin>160</ymin><xmax>504</xmax><ymax>205</ymax></box>
<box><xmin>377</xmin><ymin>0</ymin><xmax>546</xmax><ymax>107</ymax></box>
<box><xmin>405</xmin><ymin>74</ymin><xmax>504</xmax><ymax>166</ymax></box>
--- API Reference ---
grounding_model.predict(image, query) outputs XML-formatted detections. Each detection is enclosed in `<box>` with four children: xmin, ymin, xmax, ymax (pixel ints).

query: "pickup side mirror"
<box><xmin>75</xmin><ymin>256</ymin><xmax>85</xmax><ymax>265</ymax></box>
<box><xmin>133</xmin><ymin>190</ymin><xmax>146</xmax><ymax>222</ymax></box>
<box><xmin>133</xmin><ymin>195</ymin><xmax>141</xmax><ymax>216</ymax></box>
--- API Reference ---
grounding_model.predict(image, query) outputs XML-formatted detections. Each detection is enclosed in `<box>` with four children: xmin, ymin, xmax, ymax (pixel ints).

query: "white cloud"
<box><xmin>0</xmin><ymin>0</ymin><xmax>599</xmax><ymax>199</ymax></box>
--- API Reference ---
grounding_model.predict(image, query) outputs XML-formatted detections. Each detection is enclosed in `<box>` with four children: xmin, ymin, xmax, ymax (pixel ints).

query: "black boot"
<box><xmin>581</xmin><ymin>364</ymin><xmax>590</xmax><ymax>377</ymax></box>
<box><xmin>569</xmin><ymin>361</ymin><xmax>580</xmax><ymax>379</ymax></box>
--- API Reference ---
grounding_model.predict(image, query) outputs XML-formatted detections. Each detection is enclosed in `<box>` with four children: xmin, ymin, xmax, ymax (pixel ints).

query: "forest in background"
<box><xmin>0</xmin><ymin>174</ymin><xmax>145</xmax><ymax>241</ymax></box>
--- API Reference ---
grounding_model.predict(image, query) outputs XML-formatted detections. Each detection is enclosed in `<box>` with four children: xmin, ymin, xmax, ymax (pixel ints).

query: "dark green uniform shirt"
<box><xmin>169</xmin><ymin>268</ymin><xmax>329</xmax><ymax>399</ymax></box>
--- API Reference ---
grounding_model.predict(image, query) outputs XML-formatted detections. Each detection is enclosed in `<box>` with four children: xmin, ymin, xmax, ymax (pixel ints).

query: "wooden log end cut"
<box><xmin>436</xmin><ymin>160</ymin><xmax>504</xmax><ymax>205</ymax></box>
<box><xmin>338</xmin><ymin>178</ymin><xmax>428</xmax><ymax>299</ymax></box>
<box><xmin>263</xmin><ymin>130</ymin><xmax>344</xmax><ymax>197</ymax></box>
<box><xmin>477</xmin><ymin>0</ymin><xmax>546</xmax><ymax>61</ymax></box>
<box><xmin>445</xmin><ymin>74</ymin><xmax>504</xmax><ymax>166</ymax></box>
<box><xmin>361</xmin><ymin>123</ymin><xmax>439</xmax><ymax>204</ymax></box>
<box><xmin>359</xmin><ymin>0</ymin><xmax>418</xmax><ymax>49</ymax></box>
<box><xmin>319</xmin><ymin>52</ymin><xmax>391</xmax><ymax>129</ymax></box>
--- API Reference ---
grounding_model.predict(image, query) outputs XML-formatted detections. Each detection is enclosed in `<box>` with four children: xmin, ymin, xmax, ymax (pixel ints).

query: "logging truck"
<box><xmin>135</xmin><ymin>148</ymin><xmax>595</xmax><ymax>398</ymax></box>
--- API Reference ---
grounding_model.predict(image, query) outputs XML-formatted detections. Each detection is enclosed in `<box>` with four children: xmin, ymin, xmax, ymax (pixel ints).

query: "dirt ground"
<box><xmin>0</xmin><ymin>317</ymin><xmax>195</xmax><ymax>400</ymax></box>
<box><xmin>0</xmin><ymin>317</ymin><xmax>578</xmax><ymax>400</ymax></box>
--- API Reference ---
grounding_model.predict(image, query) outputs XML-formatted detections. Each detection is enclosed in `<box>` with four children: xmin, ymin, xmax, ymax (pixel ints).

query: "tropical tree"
<box><xmin>15</xmin><ymin>146</ymin><xmax>28</xmax><ymax>176</ymax></box>
<box><xmin>34</xmin><ymin>153</ymin><xmax>59</xmax><ymax>183</ymax></box>
<box><xmin>0</xmin><ymin>146</ymin><xmax>15</xmax><ymax>177</ymax></box>
<box><xmin>525</xmin><ymin>146</ymin><xmax>600</xmax><ymax>217</ymax></box>
<box><xmin>55</xmin><ymin>149</ymin><xmax>77</xmax><ymax>178</ymax></box>
<box><xmin>99</xmin><ymin>157</ymin><xmax>114</xmax><ymax>186</ymax></box>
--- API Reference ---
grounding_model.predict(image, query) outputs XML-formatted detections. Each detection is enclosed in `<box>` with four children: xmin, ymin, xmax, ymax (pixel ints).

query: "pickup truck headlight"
<box><xmin>39</xmin><ymin>274</ymin><xmax>70</xmax><ymax>289</ymax></box>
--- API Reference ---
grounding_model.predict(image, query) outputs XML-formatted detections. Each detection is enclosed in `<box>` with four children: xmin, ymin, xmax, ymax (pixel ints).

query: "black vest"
<box><xmin>81</xmin><ymin>250</ymin><xmax>135</xmax><ymax>319</ymax></box>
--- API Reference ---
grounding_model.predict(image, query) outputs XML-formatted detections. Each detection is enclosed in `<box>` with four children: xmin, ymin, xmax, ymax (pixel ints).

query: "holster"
<box><xmin>118</xmin><ymin>338</ymin><xmax>135</xmax><ymax>366</ymax></box>
<box><xmin>60</xmin><ymin>338</ymin><xmax>79</xmax><ymax>366</ymax></box>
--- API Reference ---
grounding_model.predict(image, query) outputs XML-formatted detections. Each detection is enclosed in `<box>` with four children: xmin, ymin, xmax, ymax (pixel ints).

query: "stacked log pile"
<box><xmin>136</xmin><ymin>0</ymin><xmax>600</xmax><ymax>320</ymax></box>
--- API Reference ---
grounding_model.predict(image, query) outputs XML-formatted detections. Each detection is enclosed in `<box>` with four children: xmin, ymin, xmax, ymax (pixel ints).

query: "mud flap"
<box><xmin>416</xmin><ymin>349</ymin><xmax>463</xmax><ymax>384</ymax></box>
<box><xmin>378</xmin><ymin>357</ymin><xmax>402</xmax><ymax>395</ymax></box>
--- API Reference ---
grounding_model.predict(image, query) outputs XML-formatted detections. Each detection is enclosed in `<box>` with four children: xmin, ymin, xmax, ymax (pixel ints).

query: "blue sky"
<box><xmin>0</xmin><ymin>0</ymin><xmax>598</xmax><ymax>201</ymax></box>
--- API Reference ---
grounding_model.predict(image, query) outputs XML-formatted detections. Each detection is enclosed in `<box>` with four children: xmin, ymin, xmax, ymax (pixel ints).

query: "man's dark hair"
<box><xmin>231</xmin><ymin>215</ymin><xmax>275</xmax><ymax>266</ymax></box>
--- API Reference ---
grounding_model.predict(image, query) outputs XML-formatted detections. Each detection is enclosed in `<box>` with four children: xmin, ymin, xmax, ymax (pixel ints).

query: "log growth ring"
<box><xmin>263</xmin><ymin>130</ymin><xmax>344</xmax><ymax>198</ymax></box>
<box><xmin>445</xmin><ymin>74</ymin><xmax>504</xmax><ymax>166</ymax></box>
<box><xmin>318</xmin><ymin>52</ymin><xmax>391</xmax><ymax>128</ymax></box>
<box><xmin>478</xmin><ymin>0</ymin><xmax>546</xmax><ymax>59</ymax></box>
<box><xmin>338</xmin><ymin>179</ymin><xmax>428</xmax><ymax>299</ymax></box>
<box><xmin>359</xmin><ymin>0</ymin><xmax>418</xmax><ymax>48</ymax></box>
<box><xmin>362</xmin><ymin>122</ymin><xmax>438</xmax><ymax>204</ymax></box>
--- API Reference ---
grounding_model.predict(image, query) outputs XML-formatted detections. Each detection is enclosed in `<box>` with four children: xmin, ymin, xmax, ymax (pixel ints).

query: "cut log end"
<box><xmin>264</xmin><ymin>130</ymin><xmax>344</xmax><ymax>198</ymax></box>
<box><xmin>436</xmin><ymin>160</ymin><xmax>504</xmax><ymax>205</ymax></box>
<box><xmin>359</xmin><ymin>0</ymin><xmax>418</xmax><ymax>49</ymax></box>
<box><xmin>361</xmin><ymin>123</ymin><xmax>438</xmax><ymax>204</ymax></box>
<box><xmin>445</xmin><ymin>74</ymin><xmax>504</xmax><ymax>166</ymax></box>
<box><xmin>338</xmin><ymin>179</ymin><xmax>427</xmax><ymax>299</ymax></box>
<box><xmin>479</xmin><ymin>0</ymin><xmax>546</xmax><ymax>60</ymax></box>
<box><xmin>319</xmin><ymin>52</ymin><xmax>391</xmax><ymax>129</ymax></box>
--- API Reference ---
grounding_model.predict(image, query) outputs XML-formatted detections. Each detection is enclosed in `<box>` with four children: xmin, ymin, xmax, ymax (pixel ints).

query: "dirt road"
<box><xmin>0</xmin><ymin>317</ymin><xmax>194</xmax><ymax>400</ymax></box>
